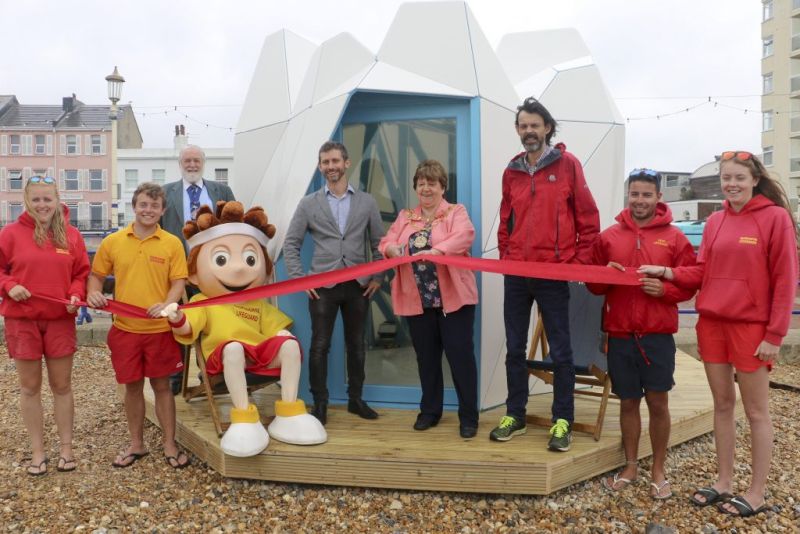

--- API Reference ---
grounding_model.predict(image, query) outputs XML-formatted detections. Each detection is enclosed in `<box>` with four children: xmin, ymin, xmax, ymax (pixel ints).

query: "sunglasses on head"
<box><xmin>628</xmin><ymin>168</ymin><xmax>660</xmax><ymax>179</ymax></box>
<box><xmin>720</xmin><ymin>151</ymin><xmax>753</xmax><ymax>162</ymax></box>
<box><xmin>28</xmin><ymin>176</ymin><xmax>56</xmax><ymax>185</ymax></box>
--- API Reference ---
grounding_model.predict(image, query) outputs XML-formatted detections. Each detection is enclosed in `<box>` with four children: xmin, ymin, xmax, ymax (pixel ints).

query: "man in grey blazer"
<box><xmin>161</xmin><ymin>144</ymin><xmax>235</xmax><ymax>394</ymax></box>
<box><xmin>161</xmin><ymin>144</ymin><xmax>236</xmax><ymax>252</ymax></box>
<box><xmin>283</xmin><ymin>141</ymin><xmax>385</xmax><ymax>425</ymax></box>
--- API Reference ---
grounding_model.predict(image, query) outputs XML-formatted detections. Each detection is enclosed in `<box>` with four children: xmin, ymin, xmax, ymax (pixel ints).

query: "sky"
<box><xmin>0</xmin><ymin>0</ymin><xmax>762</xmax><ymax>175</ymax></box>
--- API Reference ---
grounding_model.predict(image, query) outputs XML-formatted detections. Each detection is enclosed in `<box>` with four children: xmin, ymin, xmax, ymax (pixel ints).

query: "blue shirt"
<box><xmin>182</xmin><ymin>179</ymin><xmax>213</xmax><ymax>223</ymax></box>
<box><xmin>324</xmin><ymin>184</ymin><xmax>354</xmax><ymax>235</ymax></box>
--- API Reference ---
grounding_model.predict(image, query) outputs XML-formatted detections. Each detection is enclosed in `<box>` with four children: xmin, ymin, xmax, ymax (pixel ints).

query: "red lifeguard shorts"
<box><xmin>4</xmin><ymin>317</ymin><xmax>76</xmax><ymax>360</ymax></box>
<box><xmin>205</xmin><ymin>335</ymin><xmax>300</xmax><ymax>377</ymax></box>
<box><xmin>696</xmin><ymin>316</ymin><xmax>771</xmax><ymax>373</ymax></box>
<box><xmin>107</xmin><ymin>326</ymin><xmax>183</xmax><ymax>384</ymax></box>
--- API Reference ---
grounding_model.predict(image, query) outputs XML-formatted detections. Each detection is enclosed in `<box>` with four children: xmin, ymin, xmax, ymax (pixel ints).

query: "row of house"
<box><xmin>0</xmin><ymin>95</ymin><xmax>233</xmax><ymax>237</ymax></box>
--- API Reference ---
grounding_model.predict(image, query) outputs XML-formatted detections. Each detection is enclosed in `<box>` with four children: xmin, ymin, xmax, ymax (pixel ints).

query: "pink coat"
<box><xmin>379</xmin><ymin>200</ymin><xmax>478</xmax><ymax>316</ymax></box>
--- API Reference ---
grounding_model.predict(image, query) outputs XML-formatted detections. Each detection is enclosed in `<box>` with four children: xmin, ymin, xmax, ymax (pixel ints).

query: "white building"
<box><xmin>117</xmin><ymin>126</ymin><xmax>233</xmax><ymax>224</ymax></box>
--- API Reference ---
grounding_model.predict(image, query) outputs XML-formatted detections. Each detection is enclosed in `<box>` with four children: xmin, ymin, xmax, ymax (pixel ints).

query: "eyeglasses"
<box><xmin>28</xmin><ymin>176</ymin><xmax>56</xmax><ymax>185</ymax></box>
<box><xmin>720</xmin><ymin>151</ymin><xmax>753</xmax><ymax>162</ymax></box>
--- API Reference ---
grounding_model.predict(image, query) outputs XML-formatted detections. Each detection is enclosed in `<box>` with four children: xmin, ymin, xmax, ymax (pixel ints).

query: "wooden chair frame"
<box><xmin>525</xmin><ymin>310</ymin><xmax>616</xmax><ymax>441</ymax></box>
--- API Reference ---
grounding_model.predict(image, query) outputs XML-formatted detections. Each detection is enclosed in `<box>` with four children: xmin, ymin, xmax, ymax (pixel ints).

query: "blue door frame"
<box><xmin>277</xmin><ymin>91</ymin><xmax>482</xmax><ymax>409</ymax></box>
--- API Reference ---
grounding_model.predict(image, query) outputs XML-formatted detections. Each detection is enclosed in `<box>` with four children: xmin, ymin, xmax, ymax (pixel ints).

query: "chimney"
<box><xmin>174</xmin><ymin>124</ymin><xmax>188</xmax><ymax>151</ymax></box>
<box><xmin>62</xmin><ymin>96</ymin><xmax>74</xmax><ymax>112</ymax></box>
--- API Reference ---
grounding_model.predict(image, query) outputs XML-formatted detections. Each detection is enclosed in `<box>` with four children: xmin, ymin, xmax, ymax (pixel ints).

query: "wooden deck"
<box><xmin>144</xmin><ymin>351</ymin><xmax>740</xmax><ymax>495</ymax></box>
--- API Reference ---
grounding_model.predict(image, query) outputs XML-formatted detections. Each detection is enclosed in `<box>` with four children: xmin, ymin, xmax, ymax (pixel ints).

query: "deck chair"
<box><xmin>525</xmin><ymin>282</ymin><xmax>617</xmax><ymax>441</ymax></box>
<box><xmin>181</xmin><ymin>336</ymin><xmax>280</xmax><ymax>436</ymax></box>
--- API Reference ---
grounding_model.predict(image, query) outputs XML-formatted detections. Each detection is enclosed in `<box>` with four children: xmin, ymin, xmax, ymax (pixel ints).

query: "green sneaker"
<box><xmin>489</xmin><ymin>415</ymin><xmax>526</xmax><ymax>442</ymax></box>
<box><xmin>547</xmin><ymin>418</ymin><xmax>572</xmax><ymax>451</ymax></box>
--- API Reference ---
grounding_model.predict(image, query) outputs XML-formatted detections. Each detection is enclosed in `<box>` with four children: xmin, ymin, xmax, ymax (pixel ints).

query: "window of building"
<box><xmin>66</xmin><ymin>202</ymin><xmax>78</xmax><ymax>227</ymax></box>
<box><xmin>665</xmin><ymin>174</ymin><xmax>680</xmax><ymax>188</ymax></box>
<box><xmin>89</xmin><ymin>169</ymin><xmax>103</xmax><ymax>191</ymax></box>
<box><xmin>151</xmin><ymin>169</ymin><xmax>165</xmax><ymax>185</ymax></box>
<box><xmin>90</xmin><ymin>203</ymin><xmax>104</xmax><ymax>230</ymax></box>
<box><xmin>9</xmin><ymin>203</ymin><xmax>23</xmax><ymax>223</ymax></box>
<box><xmin>763</xmin><ymin>73</ymin><xmax>773</xmax><ymax>94</ymax></box>
<box><xmin>8</xmin><ymin>170</ymin><xmax>23</xmax><ymax>191</ymax></box>
<box><xmin>763</xmin><ymin>36</ymin><xmax>774</xmax><ymax>58</ymax></box>
<box><xmin>33</xmin><ymin>169</ymin><xmax>46</xmax><ymax>178</ymax></box>
<box><xmin>125</xmin><ymin>169</ymin><xmax>138</xmax><ymax>190</ymax></box>
<box><xmin>763</xmin><ymin>146</ymin><xmax>774</xmax><ymax>166</ymax></box>
<box><xmin>763</xmin><ymin>0</ymin><xmax>774</xmax><ymax>21</ymax></box>
<box><xmin>34</xmin><ymin>135</ymin><xmax>46</xmax><ymax>155</ymax></box>
<box><xmin>91</xmin><ymin>135</ymin><xmax>102</xmax><ymax>155</ymax></box>
<box><xmin>66</xmin><ymin>135</ymin><xmax>78</xmax><ymax>155</ymax></box>
<box><xmin>10</xmin><ymin>135</ymin><xmax>20</xmax><ymax>155</ymax></box>
<box><xmin>65</xmin><ymin>170</ymin><xmax>79</xmax><ymax>191</ymax></box>
<box><xmin>763</xmin><ymin>110</ymin><xmax>774</xmax><ymax>131</ymax></box>
<box><xmin>215</xmin><ymin>168</ymin><xmax>229</xmax><ymax>183</ymax></box>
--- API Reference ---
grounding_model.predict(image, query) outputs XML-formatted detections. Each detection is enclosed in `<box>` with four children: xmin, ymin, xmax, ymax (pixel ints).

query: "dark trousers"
<box><xmin>503</xmin><ymin>275</ymin><xmax>574</xmax><ymax>423</ymax></box>
<box><xmin>406</xmin><ymin>305</ymin><xmax>478</xmax><ymax>427</ymax></box>
<box><xmin>308</xmin><ymin>280</ymin><xmax>369</xmax><ymax>403</ymax></box>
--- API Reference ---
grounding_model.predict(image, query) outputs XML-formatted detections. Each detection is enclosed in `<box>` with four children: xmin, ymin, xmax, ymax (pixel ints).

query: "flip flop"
<box><xmin>164</xmin><ymin>451</ymin><xmax>190</xmax><ymax>469</ymax></box>
<box><xmin>717</xmin><ymin>495</ymin><xmax>769</xmax><ymax>517</ymax></box>
<box><xmin>56</xmin><ymin>457</ymin><xmax>77</xmax><ymax>472</ymax></box>
<box><xmin>112</xmin><ymin>451</ymin><xmax>149</xmax><ymax>468</ymax></box>
<box><xmin>26</xmin><ymin>458</ymin><xmax>47</xmax><ymax>477</ymax></box>
<box><xmin>690</xmin><ymin>486</ymin><xmax>732</xmax><ymax>507</ymax></box>
<box><xmin>651</xmin><ymin>480</ymin><xmax>673</xmax><ymax>500</ymax></box>
<box><xmin>601</xmin><ymin>472</ymin><xmax>634</xmax><ymax>492</ymax></box>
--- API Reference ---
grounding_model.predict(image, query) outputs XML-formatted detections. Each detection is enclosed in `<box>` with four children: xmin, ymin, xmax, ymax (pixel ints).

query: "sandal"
<box><xmin>651</xmin><ymin>480</ymin><xmax>672</xmax><ymax>500</ymax></box>
<box><xmin>717</xmin><ymin>495</ymin><xmax>769</xmax><ymax>517</ymax></box>
<box><xmin>112</xmin><ymin>451</ymin><xmax>149</xmax><ymax>468</ymax></box>
<box><xmin>601</xmin><ymin>472</ymin><xmax>635</xmax><ymax>492</ymax></box>
<box><xmin>56</xmin><ymin>457</ymin><xmax>77</xmax><ymax>472</ymax></box>
<box><xmin>690</xmin><ymin>486</ymin><xmax>731</xmax><ymax>507</ymax></box>
<box><xmin>164</xmin><ymin>450</ymin><xmax>190</xmax><ymax>469</ymax></box>
<box><xmin>26</xmin><ymin>458</ymin><xmax>47</xmax><ymax>477</ymax></box>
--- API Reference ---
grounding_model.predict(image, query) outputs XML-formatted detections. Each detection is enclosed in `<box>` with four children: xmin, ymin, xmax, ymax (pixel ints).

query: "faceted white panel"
<box><xmin>357</xmin><ymin>62</ymin><xmax>472</xmax><ymax>97</ymax></box>
<box><xmin>284</xmin><ymin>31</ymin><xmax>318</xmax><ymax>112</ymax></box>
<box><xmin>581</xmin><ymin>124</ymin><xmax>626</xmax><ymax>229</ymax></box>
<box><xmin>540</xmin><ymin>66</ymin><xmax>623</xmax><ymax>125</ymax></box>
<box><xmin>465</xmin><ymin>8</ymin><xmax>518</xmax><ymax>110</ymax></box>
<box><xmin>232</xmin><ymin>123</ymin><xmax>288</xmax><ymax>203</ymax></box>
<box><xmin>378</xmin><ymin>2</ymin><xmax>478</xmax><ymax>94</ymax></box>
<box><xmin>237</xmin><ymin>31</ymin><xmax>291</xmax><ymax>133</ymax></box>
<box><xmin>315</xmin><ymin>63</ymin><xmax>375</xmax><ymax>104</ymax></box>
<box><xmin>292</xmin><ymin>45</ymin><xmax>322</xmax><ymax>115</ymax></box>
<box><xmin>312</xmin><ymin>34</ymin><xmax>375</xmax><ymax>104</ymax></box>
<box><xmin>513</xmin><ymin>68</ymin><xmax>557</xmax><ymax>103</ymax></box>
<box><xmin>496</xmin><ymin>29</ymin><xmax>591</xmax><ymax>84</ymax></box>
<box><xmin>478</xmin><ymin>250</ymin><xmax>509</xmax><ymax>410</ymax></box>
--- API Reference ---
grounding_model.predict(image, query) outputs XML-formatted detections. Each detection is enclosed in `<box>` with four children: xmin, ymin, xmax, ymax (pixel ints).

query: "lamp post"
<box><xmin>106</xmin><ymin>66</ymin><xmax>125</xmax><ymax>229</ymax></box>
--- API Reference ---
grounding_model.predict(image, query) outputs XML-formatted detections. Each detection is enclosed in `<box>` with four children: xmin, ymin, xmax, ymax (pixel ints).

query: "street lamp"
<box><xmin>105</xmin><ymin>66</ymin><xmax>125</xmax><ymax>229</ymax></box>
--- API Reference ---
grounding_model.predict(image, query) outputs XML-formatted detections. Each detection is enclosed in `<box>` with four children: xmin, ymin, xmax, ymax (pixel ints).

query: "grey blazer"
<box><xmin>160</xmin><ymin>179</ymin><xmax>235</xmax><ymax>250</ymax></box>
<box><xmin>283</xmin><ymin>188</ymin><xmax>385</xmax><ymax>285</ymax></box>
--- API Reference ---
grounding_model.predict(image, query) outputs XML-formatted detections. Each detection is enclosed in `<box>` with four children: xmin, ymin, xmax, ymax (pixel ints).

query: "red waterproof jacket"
<box><xmin>587</xmin><ymin>203</ymin><xmax>696</xmax><ymax>335</ymax></box>
<box><xmin>497</xmin><ymin>143</ymin><xmax>600</xmax><ymax>264</ymax></box>
<box><xmin>0</xmin><ymin>207</ymin><xmax>89</xmax><ymax>320</ymax></box>
<box><xmin>672</xmin><ymin>195</ymin><xmax>799</xmax><ymax>346</ymax></box>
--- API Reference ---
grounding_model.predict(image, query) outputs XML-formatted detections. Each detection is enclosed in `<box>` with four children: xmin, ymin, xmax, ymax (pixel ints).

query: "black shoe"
<box><xmin>413</xmin><ymin>414</ymin><xmax>440</xmax><ymax>431</ymax></box>
<box><xmin>311</xmin><ymin>402</ymin><xmax>328</xmax><ymax>426</ymax></box>
<box><xmin>347</xmin><ymin>399</ymin><xmax>378</xmax><ymax>420</ymax></box>
<box><xmin>459</xmin><ymin>425</ymin><xmax>478</xmax><ymax>439</ymax></box>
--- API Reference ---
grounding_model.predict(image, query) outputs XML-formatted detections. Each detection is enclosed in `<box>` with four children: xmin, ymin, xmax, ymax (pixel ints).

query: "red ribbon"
<box><xmin>38</xmin><ymin>255</ymin><xmax>640</xmax><ymax>319</ymax></box>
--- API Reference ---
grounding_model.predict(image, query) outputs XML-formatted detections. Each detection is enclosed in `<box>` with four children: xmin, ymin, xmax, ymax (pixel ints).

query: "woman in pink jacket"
<box><xmin>0</xmin><ymin>176</ymin><xmax>90</xmax><ymax>476</ymax></box>
<box><xmin>641</xmin><ymin>152</ymin><xmax>798</xmax><ymax>517</ymax></box>
<box><xmin>380</xmin><ymin>160</ymin><xmax>479</xmax><ymax>439</ymax></box>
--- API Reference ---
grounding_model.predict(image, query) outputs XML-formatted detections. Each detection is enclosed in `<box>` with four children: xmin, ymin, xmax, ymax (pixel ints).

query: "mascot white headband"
<box><xmin>187</xmin><ymin>223</ymin><xmax>270</xmax><ymax>252</ymax></box>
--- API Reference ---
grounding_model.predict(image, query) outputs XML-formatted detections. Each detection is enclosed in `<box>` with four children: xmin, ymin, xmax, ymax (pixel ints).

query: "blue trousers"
<box><xmin>503</xmin><ymin>275</ymin><xmax>575</xmax><ymax>423</ymax></box>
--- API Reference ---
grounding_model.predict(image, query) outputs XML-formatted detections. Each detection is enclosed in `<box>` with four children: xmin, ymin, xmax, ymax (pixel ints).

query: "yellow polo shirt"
<box><xmin>176</xmin><ymin>294</ymin><xmax>293</xmax><ymax>359</ymax></box>
<box><xmin>92</xmin><ymin>224</ymin><xmax>188</xmax><ymax>334</ymax></box>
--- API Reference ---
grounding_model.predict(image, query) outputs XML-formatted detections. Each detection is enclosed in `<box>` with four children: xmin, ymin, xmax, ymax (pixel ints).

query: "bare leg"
<box><xmin>644</xmin><ymin>390</ymin><xmax>670</xmax><ymax>488</ymax></box>
<box><xmin>267</xmin><ymin>340</ymin><xmax>301</xmax><ymax>402</ymax></box>
<box><xmin>618</xmin><ymin>398</ymin><xmax>641</xmax><ymax>481</ymax></box>
<box><xmin>693</xmin><ymin>362</ymin><xmax>736</xmax><ymax>503</ymax></box>
<box><xmin>222</xmin><ymin>343</ymin><xmax>249</xmax><ymax>409</ymax></box>
<box><xmin>114</xmin><ymin>380</ymin><xmax>148</xmax><ymax>464</ymax></box>
<box><xmin>720</xmin><ymin>366</ymin><xmax>771</xmax><ymax>513</ymax></box>
<box><xmin>45</xmin><ymin>356</ymin><xmax>75</xmax><ymax>463</ymax></box>
<box><xmin>16</xmin><ymin>360</ymin><xmax>46</xmax><ymax>471</ymax></box>
<box><xmin>150</xmin><ymin>376</ymin><xmax>180</xmax><ymax>458</ymax></box>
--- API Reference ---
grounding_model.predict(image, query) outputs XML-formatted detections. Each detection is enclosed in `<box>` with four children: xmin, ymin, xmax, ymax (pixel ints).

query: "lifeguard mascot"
<box><xmin>162</xmin><ymin>201</ymin><xmax>327</xmax><ymax>456</ymax></box>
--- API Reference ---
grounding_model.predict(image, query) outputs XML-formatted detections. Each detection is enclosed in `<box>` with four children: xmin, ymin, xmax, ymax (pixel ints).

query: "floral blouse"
<box><xmin>409</xmin><ymin>226</ymin><xmax>442</xmax><ymax>308</ymax></box>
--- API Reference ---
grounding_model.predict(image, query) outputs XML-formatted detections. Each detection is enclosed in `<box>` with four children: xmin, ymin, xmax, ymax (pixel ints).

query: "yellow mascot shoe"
<box><xmin>221</xmin><ymin>403</ymin><xmax>269</xmax><ymax>457</ymax></box>
<box><xmin>268</xmin><ymin>400</ymin><xmax>328</xmax><ymax>446</ymax></box>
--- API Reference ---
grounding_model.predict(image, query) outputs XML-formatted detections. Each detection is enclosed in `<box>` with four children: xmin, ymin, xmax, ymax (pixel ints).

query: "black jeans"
<box><xmin>406</xmin><ymin>305</ymin><xmax>478</xmax><ymax>427</ymax></box>
<box><xmin>503</xmin><ymin>275</ymin><xmax>575</xmax><ymax>423</ymax></box>
<box><xmin>308</xmin><ymin>280</ymin><xmax>369</xmax><ymax>403</ymax></box>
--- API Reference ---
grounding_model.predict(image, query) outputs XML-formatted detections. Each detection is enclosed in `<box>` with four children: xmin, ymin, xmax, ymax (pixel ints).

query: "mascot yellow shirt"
<box><xmin>176</xmin><ymin>294</ymin><xmax>293</xmax><ymax>358</ymax></box>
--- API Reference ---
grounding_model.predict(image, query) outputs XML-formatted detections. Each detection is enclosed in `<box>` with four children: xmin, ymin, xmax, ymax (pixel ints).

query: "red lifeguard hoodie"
<box><xmin>588</xmin><ymin>203</ymin><xmax>696</xmax><ymax>335</ymax></box>
<box><xmin>0</xmin><ymin>207</ymin><xmax>90</xmax><ymax>320</ymax></box>
<box><xmin>672</xmin><ymin>195</ymin><xmax>799</xmax><ymax>346</ymax></box>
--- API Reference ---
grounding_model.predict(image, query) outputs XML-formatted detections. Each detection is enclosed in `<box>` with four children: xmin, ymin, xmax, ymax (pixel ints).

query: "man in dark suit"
<box><xmin>161</xmin><ymin>144</ymin><xmax>235</xmax><ymax>252</ymax></box>
<box><xmin>161</xmin><ymin>144</ymin><xmax>235</xmax><ymax>394</ymax></box>
<box><xmin>283</xmin><ymin>141</ymin><xmax>385</xmax><ymax>425</ymax></box>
